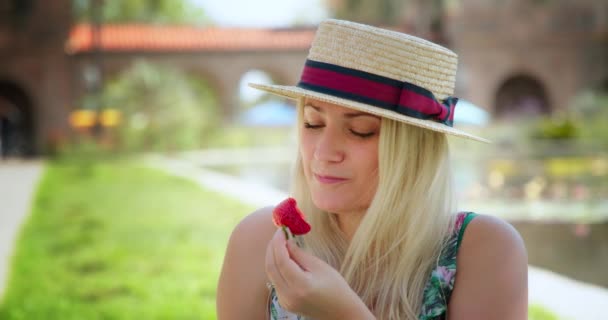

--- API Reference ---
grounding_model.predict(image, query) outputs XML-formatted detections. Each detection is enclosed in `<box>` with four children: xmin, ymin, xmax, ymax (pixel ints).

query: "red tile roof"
<box><xmin>66</xmin><ymin>24</ymin><xmax>316</xmax><ymax>54</ymax></box>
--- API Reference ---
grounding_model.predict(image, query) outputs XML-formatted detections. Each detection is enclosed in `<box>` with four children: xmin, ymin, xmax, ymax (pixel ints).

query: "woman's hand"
<box><xmin>265</xmin><ymin>228</ymin><xmax>375</xmax><ymax>320</ymax></box>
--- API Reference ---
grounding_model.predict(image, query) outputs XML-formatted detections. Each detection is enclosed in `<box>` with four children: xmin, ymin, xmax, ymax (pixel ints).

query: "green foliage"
<box><xmin>528</xmin><ymin>90</ymin><xmax>608</xmax><ymax>144</ymax></box>
<box><xmin>530</xmin><ymin>116</ymin><xmax>579</xmax><ymax>140</ymax></box>
<box><xmin>570</xmin><ymin>90</ymin><xmax>608</xmax><ymax>147</ymax></box>
<box><xmin>101</xmin><ymin>60</ymin><xmax>219</xmax><ymax>153</ymax></box>
<box><xmin>53</xmin><ymin>136</ymin><xmax>119</xmax><ymax>163</ymax></box>
<box><xmin>0</xmin><ymin>160</ymin><xmax>253</xmax><ymax>319</ymax></box>
<box><xmin>529</xmin><ymin>304</ymin><xmax>561</xmax><ymax>320</ymax></box>
<box><xmin>72</xmin><ymin>0</ymin><xmax>210</xmax><ymax>25</ymax></box>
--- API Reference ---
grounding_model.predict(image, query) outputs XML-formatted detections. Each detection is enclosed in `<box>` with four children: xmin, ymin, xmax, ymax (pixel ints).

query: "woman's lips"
<box><xmin>314</xmin><ymin>173</ymin><xmax>348</xmax><ymax>184</ymax></box>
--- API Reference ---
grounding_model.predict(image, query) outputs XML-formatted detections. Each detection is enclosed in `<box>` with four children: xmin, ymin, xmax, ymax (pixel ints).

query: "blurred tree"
<box><xmin>328</xmin><ymin>0</ymin><xmax>406</xmax><ymax>25</ymax></box>
<box><xmin>570</xmin><ymin>90</ymin><xmax>608</xmax><ymax>147</ymax></box>
<box><xmin>527</xmin><ymin>89</ymin><xmax>608</xmax><ymax>145</ymax></box>
<box><xmin>326</xmin><ymin>0</ymin><xmax>446</xmax><ymax>41</ymax></box>
<box><xmin>72</xmin><ymin>0</ymin><xmax>209</xmax><ymax>25</ymax></box>
<box><xmin>530</xmin><ymin>117</ymin><xmax>579</xmax><ymax>140</ymax></box>
<box><xmin>100</xmin><ymin>60</ymin><xmax>218</xmax><ymax>152</ymax></box>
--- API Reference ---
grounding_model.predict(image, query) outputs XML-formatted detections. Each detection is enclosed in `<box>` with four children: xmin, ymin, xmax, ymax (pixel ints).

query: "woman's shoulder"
<box><xmin>459</xmin><ymin>213</ymin><xmax>526</xmax><ymax>258</ymax></box>
<box><xmin>225</xmin><ymin>206</ymin><xmax>277</xmax><ymax>265</ymax></box>
<box><xmin>448</xmin><ymin>213</ymin><xmax>528</xmax><ymax>318</ymax></box>
<box><xmin>455</xmin><ymin>213</ymin><xmax>527</xmax><ymax>272</ymax></box>
<box><xmin>216</xmin><ymin>207</ymin><xmax>277</xmax><ymax>320</ymax></box>
<box><xmin>233</xmin><ymin>206</ymin><xmax>277</xmax><ymax>239</ymax></box>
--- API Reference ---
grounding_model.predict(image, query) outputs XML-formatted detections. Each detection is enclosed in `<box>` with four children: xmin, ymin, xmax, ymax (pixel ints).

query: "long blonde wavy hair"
<box><xmin>290</xmin><ymin>98</ymin><xmax>457</xmax><ymax>319</ymax></box>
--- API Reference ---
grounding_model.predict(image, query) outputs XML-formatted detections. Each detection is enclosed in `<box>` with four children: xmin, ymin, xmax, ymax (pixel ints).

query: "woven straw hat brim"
<box><xmin>249</xmin><ymin>82</ymin><xmax>491</xmax><ymax>144</ymax></box>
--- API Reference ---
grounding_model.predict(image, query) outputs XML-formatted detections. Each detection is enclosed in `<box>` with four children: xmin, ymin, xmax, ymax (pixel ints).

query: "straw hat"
<box><xmin>249</xmin><ymin>19</ymin><xmax>490</xmax><ymax>143</ymax></box>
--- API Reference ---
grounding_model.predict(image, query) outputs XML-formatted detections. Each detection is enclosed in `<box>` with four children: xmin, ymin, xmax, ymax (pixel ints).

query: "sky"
<box><xmin>189</xmin><ymin>0</ymin><xmax>328</xmax><ymax>27</ymax></box>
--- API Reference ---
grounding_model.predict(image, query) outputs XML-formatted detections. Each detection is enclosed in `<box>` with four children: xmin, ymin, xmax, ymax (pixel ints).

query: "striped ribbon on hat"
<box><xmin>297</xmin><ymin>59</ymin><xmax>458</xmax><ymax>127</ymax></box>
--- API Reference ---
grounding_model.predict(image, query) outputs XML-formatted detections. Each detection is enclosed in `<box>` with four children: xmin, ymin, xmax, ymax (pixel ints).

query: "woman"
<box><xmin>216</xmin><ymin>19</ymin><xmax>527</xmax><ymax>320</ymax></box>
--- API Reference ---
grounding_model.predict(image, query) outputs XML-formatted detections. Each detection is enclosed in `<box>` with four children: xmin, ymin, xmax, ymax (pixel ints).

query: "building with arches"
<box><xmin>448</xmin><ymin>0</ymin><xmax>608</xmax><ymax>120</ymax></box>
<box><xmin>0</xmin><ymin>0</ymin><xmax>606</xmax><ymax>156</ymax></box>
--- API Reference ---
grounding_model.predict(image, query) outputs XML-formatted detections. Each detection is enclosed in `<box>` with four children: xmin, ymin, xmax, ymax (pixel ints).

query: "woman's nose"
<box><xmin>313</xmin><ymin>129</ymin><xmax>345</xmax><ymax>163</ymax></box>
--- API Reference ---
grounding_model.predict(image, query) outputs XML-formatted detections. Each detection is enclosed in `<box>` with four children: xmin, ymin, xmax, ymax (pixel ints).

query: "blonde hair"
<box><xmin>291</xmin><ymin>98</ymin><xmax>457</xmax><ymax>319</ymax></box>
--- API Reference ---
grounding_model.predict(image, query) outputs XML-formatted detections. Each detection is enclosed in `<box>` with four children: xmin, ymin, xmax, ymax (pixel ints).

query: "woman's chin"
<box><xmin>311</xmin><ymin>195</ymin><xmax>349</xmax><ymax>213</ymax></box>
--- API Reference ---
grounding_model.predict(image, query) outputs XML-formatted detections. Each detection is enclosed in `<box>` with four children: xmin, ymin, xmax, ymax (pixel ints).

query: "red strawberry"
<box><xmin>272</xmin><ymin>197</ymin><xmax>311</xmax><ymax>236</ymax></box>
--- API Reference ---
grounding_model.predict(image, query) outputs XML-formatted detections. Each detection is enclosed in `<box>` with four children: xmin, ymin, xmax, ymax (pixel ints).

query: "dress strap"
<box><xmin>418</xmin><ymin>211</ymin><xmax>478</xmax><ymax>319</ymax></box>
<box><xmin>456</xmin><ymin>212</ymin><xmax>477</xmax><ymax>249</ymax></box>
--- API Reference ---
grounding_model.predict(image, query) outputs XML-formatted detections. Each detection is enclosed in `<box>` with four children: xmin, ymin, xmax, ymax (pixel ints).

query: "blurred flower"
<box><xmin>488</xmin><ymin>170</ymin><xmax>505</xmax><ymax>190</ymax></box>
<box><xmin>524</xmin><ymin>176</ymin><xmax>546</xmax><ymax>201</ymax></box>
<box><xmin>572</xmin><ymin>184</ymin><xmax>590</xmax><ymax>201</ymax></box>
<box><xmin>69</xmin><ymin>109</ymin><xmax>96</xmax><ymax>128</ymax></box>
<box><xmin>465</xmin><ymin>182</ymin><xmax>487</xmax><ymax>200</ymax></box>
<box><xmin>99</xmin><ymin>109</ymin><xmax>122</xmax><ymax>127</ymax></box>
<box><xmin>549</xmin><ymin>182</ymin><xmax>568</xmax><ymax>200</ymax></box>
<box><xmin>574</xmin><ymin>224</ymin><xmax>590</xmax><ymax>238</ymax></box>
<box><xmin>590</xmin><ymin>158</ymin><xmax>608</xmax><ymax>177</ymax></box>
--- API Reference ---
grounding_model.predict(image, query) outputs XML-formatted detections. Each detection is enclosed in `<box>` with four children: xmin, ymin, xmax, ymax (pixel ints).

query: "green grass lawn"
<box><xmin>0</xmin><ymin>160</ymin><xmax>253</xmax><ymax>320</ymax></box>
<box><xmin>0</xmin><ymin>159</ymin><xmax>561</xmax><ymax>319</ymax></box>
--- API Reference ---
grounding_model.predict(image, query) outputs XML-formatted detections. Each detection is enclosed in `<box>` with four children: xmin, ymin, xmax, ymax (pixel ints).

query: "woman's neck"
<box><xmin>336</xmin><ymin>210</ymin><xmax>366</xmax><ymax>242</ymax></box>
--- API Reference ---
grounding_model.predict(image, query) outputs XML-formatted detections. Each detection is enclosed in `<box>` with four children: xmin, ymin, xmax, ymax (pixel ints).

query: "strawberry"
<box><xmin>272</xmin><ymin>197</ymin><xmax>311</xmax><ymax>236</ymax></box>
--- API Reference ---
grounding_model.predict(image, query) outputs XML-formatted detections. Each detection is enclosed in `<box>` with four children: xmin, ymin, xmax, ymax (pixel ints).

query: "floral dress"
<box><xmin>266</xmin><ymin>212</ymin><xmax>477</xmax><ymax>320</ymax></box>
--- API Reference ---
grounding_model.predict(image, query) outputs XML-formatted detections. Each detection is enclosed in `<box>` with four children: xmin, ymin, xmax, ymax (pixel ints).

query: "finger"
<box><xmin>271</xmin><ymin>230</ymin><xmax>301</xmax><ymax>286</ymax></box>
<box><xmin>265</xmin><ymin>232</ymin><xmax>287</xmax><ymax>289</ymax></box>
<box><xmin>271</xmin><ymin>228</ymin><xmax>291</xmax><ymax>280</ymax></box>
<box><xmin>272</xmin><ymin>228</ymin><xmax>304</xmax><ymax>287</ymax></box>
<box><xmin>266</xmin><ymin>230</ymin><xmax>295</xmax><ymax>299</ymax></box>
<box><xmin>286</xmin><ymin>239</ymin><xmax>312</xmax><ymax>271</ymax></box>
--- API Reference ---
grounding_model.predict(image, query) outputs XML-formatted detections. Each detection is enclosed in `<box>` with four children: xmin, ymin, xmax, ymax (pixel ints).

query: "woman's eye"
<box><xmin>350</xmin><ymin>129</ymin><xmax>376</xmax><ymax>138</ymax></box>
<box><xmin>304</xmin><ymin>122</ymin><xmax>323</xmax><ymax>129</ymax></box>
<box><xmin>304</xmin><ymin>122</ymin><xmax>376</xmax><ymax>138</ymax></box>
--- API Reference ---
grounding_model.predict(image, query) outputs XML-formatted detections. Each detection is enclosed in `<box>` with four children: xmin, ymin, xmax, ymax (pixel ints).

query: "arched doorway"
<box><xmin>494</xmin><ymin>75</ymin><xmax>551</xmax><ymax>120</ymax></box>
<box><xmin>0</xmin><ymin>81</ymin><xmax>35</xmax><ymax>158</ymax></box>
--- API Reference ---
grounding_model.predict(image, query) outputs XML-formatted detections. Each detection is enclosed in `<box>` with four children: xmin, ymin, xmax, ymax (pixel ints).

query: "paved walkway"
<box><xmin>0</xmin><ymin>160</ymin><xmax>44</xmax><ymax>301</ymax></box>
<box><xmin>529</xmin><ymin>266</ymin><xmax>608</xmax><ymax>320</ymax></box>
<box><xmin>145</xmin><ymin>154</ymin><xmax>287</xmax><ymax>207</ymax></box>
<box><xmin>147</xmin><ymin>155</ymin><xmax>608</xmax><ymax>320</ymax></box>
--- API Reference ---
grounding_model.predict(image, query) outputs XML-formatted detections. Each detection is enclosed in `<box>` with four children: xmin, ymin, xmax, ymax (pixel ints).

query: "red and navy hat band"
<box><xmin>297</xmin><ymin>59</ymin><xmax>457</xmax><ymax>127</ymax></box>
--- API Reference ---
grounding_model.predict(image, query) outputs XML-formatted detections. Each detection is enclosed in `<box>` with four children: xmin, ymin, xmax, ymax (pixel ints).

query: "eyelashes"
<box><xmin>351</xmin><ymin>130</ymin><xmax>376</xmax><ymax>138</ymax></box>
<box><xmin>303</xmin><ymin>122</ymin><xmax>323</xmax><ymax>129</ymax></box>
<box><xmin>303</xmin><ymin>122</ymin><xmax>376</xmax><ymax>138</ymax></box>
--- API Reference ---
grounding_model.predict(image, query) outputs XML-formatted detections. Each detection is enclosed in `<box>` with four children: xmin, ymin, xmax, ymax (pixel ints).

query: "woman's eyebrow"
<box><xmin>305</xmin><ymin>104</ymin><xmax>322</xmax><ymax>112</ymax></box>
<box><xmin>344</xmin><ymin>112</ymin><xmax>380</xmax><ymax>119</ymax></box>
<box><xmin>305</xmin><ymin>104</ymin><xmax>379</xmax><ymax>119</ymax></box>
